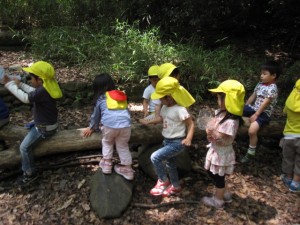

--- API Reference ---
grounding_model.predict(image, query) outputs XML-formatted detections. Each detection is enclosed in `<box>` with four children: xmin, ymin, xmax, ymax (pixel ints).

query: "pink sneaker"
<box><xmin>114</xmin><ymin>165</ymin><xmax>135</xmax><ymax>180</ymax></box>
<box><xmin>99</xmin><ymin>159</ymin><xmax>113</xmax><ymax>174</ymax></box>
<box><xmin>162</xmin><ymin>185</ymin><xmax>182</xmax><ymax>197</ymax></box>
<box><xmin>150</xmin><ymin>180</ymin><xmax>170</xmax><ymax>196</ymax></box>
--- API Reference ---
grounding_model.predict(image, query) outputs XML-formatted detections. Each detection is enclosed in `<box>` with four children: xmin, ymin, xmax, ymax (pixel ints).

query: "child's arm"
<box><xmin>142</xmin><ymin>98</ymin><xmax>149</xmax><ymax>117</ymax></box>
<box><xmin>245</xmin><ymin>92</ymin><xmax>257</xmax><ymax>105</ymax></box>
<box><xmin>139</xmin><ymin>115</ymin><xmax>162</xmax><ymax>125</ymax></box>
<box><xmin>82</xmin><ymin>102</ymin><xmax>101</xmax><ymax>137</ymax></box>
<box><xmin>182</xmin><ymin>117</ymin><xmax>194</xmax><ymax>146</ymax></box>
<box><xmin>154</xmin><ymin>103</ymin><xmax>161</xmax><ymax>118</ymax></box>
<box><xmin>4</xmin><ymin>79</ymin><xmax>30</xmax><ymax>103</ymax></box>
<box><xmin>249</xmin><ymin>98</ymin><xmax>271</xmax><ymax>123</ymax></box>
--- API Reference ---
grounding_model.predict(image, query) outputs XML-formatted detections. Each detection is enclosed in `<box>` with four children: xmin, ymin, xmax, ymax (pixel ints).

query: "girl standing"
<box><xmin>140</xmin><ymin>77</ymin><xmax>195</xmax><ymax>197</ymax></box>
<box><xmin>82</xmin><ymin>73</ymin><xmax>134</xmax><ymax>180</ymax></box>
<box><xmin>202</xmin><ymin>80</ymin><xmax>245</xmax><ymax>208</ymax></box>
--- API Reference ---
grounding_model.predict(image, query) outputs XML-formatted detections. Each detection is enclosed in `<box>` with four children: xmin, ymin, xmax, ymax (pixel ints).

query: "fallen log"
<box><xmin>0</xmin><ymin>119</ymin><xmax>285</xmax><ymax>168</ymax></box>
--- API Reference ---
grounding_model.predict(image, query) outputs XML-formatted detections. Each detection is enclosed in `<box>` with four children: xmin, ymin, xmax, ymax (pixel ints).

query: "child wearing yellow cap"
<box><xmin>140</xmin><ymin>77</ymin><xmax>195</xmax><ymax>197</ymax></box>
<box><xmin>280</xmin><ymin>79</ymin><xmax>300</xmax><ymax>192</ymax></box>
<box><xmin>202</xmin><ymin>80</ymin><xmax>245</xmax><ymax>209</ymax></box>
<box><xmin>82</xmin><ymin>73</ymin><xmax>134</xmax><ymax>180</ymax></box>
<box><xmin>157</xmin><ymin>63</ymin><xmax>180</xmax><ymax>80</ymax></box>
<box><xmin>142</xmin><ymin>65</ymin><xmax>161</xmax><ymax>120</ymax></box>
<box><xmin>2</xmin><ymin>61</ymin><xmax>62</xmax><ymax>185</ymax></box>
<box><xmin>241</xmin><ymin>60</ymin><xmax>282</xmax><ymax>163</ymax></box>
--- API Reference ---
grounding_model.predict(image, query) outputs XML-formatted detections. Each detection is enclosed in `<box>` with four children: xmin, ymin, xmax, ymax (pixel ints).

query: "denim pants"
<box><xmin>151</xmin><ymin>138</ymin><xmax>185</xmax><ymax>187</ymax></box>
<box><xmin>20</xmin><ymin>126</ymin><xmax>56</xmax><ymax>174</ymax></box>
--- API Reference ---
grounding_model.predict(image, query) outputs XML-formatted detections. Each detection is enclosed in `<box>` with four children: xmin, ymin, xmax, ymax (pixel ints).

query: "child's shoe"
<box><xmin>223</xmin><ymin>192</ymin><xmax>232</xmax><ymax>203</ymax></box>
<box><xmin>150</xmin><ymin>179</ymin><xmax>170</xmax><ymax>196</ymax></box>
<box><xmin>162</xmin><ymin>185</ymin><xmax>182</xmax><ymax>197</ymax></box>
<box><xmin>114</xmin><ymin>164</ymin><xmax>134</xmax><ymax>180</ymax></box>
<box><xmin>280</xmin><ymin>174</ymin><xmax>292</xmax><ymax>188</ymax></box>
<box><xmin>289</xmin><ymin>180</ymin><xmax>300</xmax><ymax>192</ymax></box>
<box><xmin>202</xmin><ymin>196</ymin><xmax>224</xmax><ymax>209</ymax></box>
<box><xmin>18</xmin><ymin>172</ymin><xmax>38</xmax><ymax>185</ymax></box>
<box><xmin>99</xmin><ymin>159</ymin><xmax>113</xmax><ymax>174</ymax></box>
<box><xmin>240</xmin><ymin>153</ymin><xmax>255</xmax><ymax>163</ymax></box>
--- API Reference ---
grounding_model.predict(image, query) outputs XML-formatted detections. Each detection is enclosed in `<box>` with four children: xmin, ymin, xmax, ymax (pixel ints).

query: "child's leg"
<box><xmin>100</xmin><ymin>126</ymin><xmax>116</xmax><ymax>174</ymax></box>
<box><xmin>207</xmin><ymin>171</ymin><xmax>225</xmax><ymax>200</ymax></box>
<box><xmin>281</xmin><ymin>139</ymin><xmax>295</xmax><ymax>179</ymax></box>
<box><xmin>114</xmin><ymin>127</ymin><xmax>132</xmax><ymax>166</ymax></box>
<box><xmin>202</xmin><ymin>171</ymin><xmax>225</xmax><ymax>208</ymax></box>
<box><xmin>248</xmin><ymin>121</ymin><xmax>260</xmax><ymax>148</ymax></box>
<box><xmin>151</xmin><ymin>139</ymin><xmax>184</xmax><ymax>183</ymax></box>
<box><xmin>113</xmin><ymin>127</ymin><xmax>134</xmax><ymax>180</ymax></box>
<box><xmin>101</xmin><ymin>126</ymin><xmax>116</xmax><ymax>160</ymax></box>
<box><xmin>20</xmin><ymin>126</ymin><xmax>43</xmax><ymax>175</ymax></box>
<box><xmin>289</xmin><ymin>139</ymin><xmax>300</xmax><ymax>192</ymax></box>
<box><xmin>241</xmin><ymin>121</ymin><xmax>260</xmax><ymax>163</ymax></box>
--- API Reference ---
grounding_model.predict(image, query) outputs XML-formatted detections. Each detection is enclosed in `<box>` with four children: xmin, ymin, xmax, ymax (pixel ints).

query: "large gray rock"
<box><xmin>138</xmin><ymin>143</ymin><xmax>192</xmax><ymax>180</ymax></box>
<box><xmin>90</xmin><ymin>170</ymin><xmax>133</xmax><ymax>219</ymax></box>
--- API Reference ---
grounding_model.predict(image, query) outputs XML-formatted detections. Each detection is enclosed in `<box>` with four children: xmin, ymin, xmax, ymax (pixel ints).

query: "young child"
<box><xmin>3</xmin><ymin>61</ymin><xmax>62</xmax><ymax>184</ymax></box>
<box><xmin>139</xmin><ymin>77</ymin><xmax>195</xmax><ymax>197</ymax></box>
<box><xmin>241</xmin><ymin>60</ymin><xmax>282</xmax><ymax>163</ymax></box>
<box><xmin>157</xmin><ymin>63</ymin><xmax>180</xmax><ymax>80</ymax></box>
<box><xmin>82</xmin><ymin>73</ymin><xmax>134</xmax><ymax>180</ymax></box>
<box><xmin>142</xmin><ymin>65</ymin><xmax>161</xmax><ymax>120</ymax></box>
<box><xmin>280</xmin><ymin>79</ymin><xmax>300</xmax><ymax>192</ymax></box>
<box><xmin>202</xmin><ymin>80</ymin><xmax>245</xmax><ymax>209</ymax></box>
<box><xmin>0</xmin><ymin>97</ymin><xmax>9</xmax><ymax>128</ymax></box>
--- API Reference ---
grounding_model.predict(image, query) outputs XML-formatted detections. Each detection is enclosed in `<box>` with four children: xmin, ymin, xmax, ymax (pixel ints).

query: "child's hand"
<box><xmin>182</xmin><ymin>138</ymin><xmax>192</xmax><ymax>146</ymax></box>
<box><xmin>12</xmin><ymin>77</ymin><xmax>21</xmax><ymax>86</ymax></box>
<box><xmin>82</xmin><ymin>127</ymin><xmax>94</xmax><ymax>137</ymax></box>
<box><xmin>249</xmin><ymin>114</ymin><xmax>258</xmax><ymax>123</ymax></box>
<box><xmin>139</xmin><ymin>118</ymin><xmax>149</xmax><ymax>125</ymax></box>
<box><xmin>143</xmin><ymin>112</ymin><xmax>149</xmax><ymax>117</ymax></box>
<box><xmin>2</xmin><ymin>75</ymin><xmax>11</xmax><ymax>84</ymax></box>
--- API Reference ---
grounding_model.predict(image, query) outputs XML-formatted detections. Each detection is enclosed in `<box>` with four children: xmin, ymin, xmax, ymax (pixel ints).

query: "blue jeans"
<box><xmin>151</xmin><ymin>138</ymin><xmax>185</xmax><ymax>187</ymax></box>
<box><xmin>20</xmin><ymin>126</ymin><xmax>56</xmax><ymax>174</ymax></box>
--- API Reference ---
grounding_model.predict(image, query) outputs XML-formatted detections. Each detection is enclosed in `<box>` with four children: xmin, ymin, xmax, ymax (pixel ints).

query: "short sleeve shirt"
<box><xmin>142</xmin><ymin>85</ymin><xmax>161</xmax><ymax>112</ymax></box>
<box><xmin>250</xmin><ymin>82</ymin><xmax>278</xmax><ymax>117</ymax></box>
<box><xmin>160</xmin><ymin>104</ymin><xmax>190</xmax><ymax>138</ymax></box>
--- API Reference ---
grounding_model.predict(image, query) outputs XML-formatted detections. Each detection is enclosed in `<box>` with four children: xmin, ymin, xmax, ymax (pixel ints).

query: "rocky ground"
<box><xmin>0</xmin><ymin>51</ymin><xmax>299</xmax><ymax>225</ymax></box>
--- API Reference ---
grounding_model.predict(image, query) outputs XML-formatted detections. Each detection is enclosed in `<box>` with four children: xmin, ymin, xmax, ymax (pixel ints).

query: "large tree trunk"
<box><xmin>0</xmin><ymin>119</ymin><xmax>285</xmax><ymax>168</ymax></box>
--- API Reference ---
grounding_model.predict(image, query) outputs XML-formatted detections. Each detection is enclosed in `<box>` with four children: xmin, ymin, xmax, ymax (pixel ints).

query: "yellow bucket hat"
<box><xmin>151</xmin><ymin>77</ymin><xmax>195</xmax><ymax>107</ymax></box>
<box><xmin>285</xmin><ymin>79</ymin><xmax>300</xmax><ymax>112</ymax></box>
<box><xmin>157</xmin><ymin>63</ymin><xmax>177</xmax><ymax>79</ymax></box>
<box><xmin>209</xmin><ymin>80</ymin><xmax>245</xmax><ymax>116</ymax></box>
<box><xmin>23</xmin><ymin>61</ymin><xmax>63</xmax><ymax>99</ymax></box>
<box><xmin>148</xmin><ymin>65</ymin><xmax>159</xmax><ymax>76</ymax></box>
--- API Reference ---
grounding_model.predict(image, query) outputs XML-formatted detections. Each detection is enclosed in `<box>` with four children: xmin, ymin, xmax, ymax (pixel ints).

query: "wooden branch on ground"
<box><xmin>131</xmin><ymin>201</ymin><xmax>201</xmax><ymax>209</ymax></box>
<box><xmin>0</xmin><ymin>119</ymin><xmax>285</xmax><ymax>168</ymax></box>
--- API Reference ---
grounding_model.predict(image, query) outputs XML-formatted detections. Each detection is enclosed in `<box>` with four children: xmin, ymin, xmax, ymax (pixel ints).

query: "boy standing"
<box><xmin>241</xmin><ymin>60</ymin><xmax>282</xmax><ymax>163</ymax></box>
<box><xmin>3</xmin><ymin>61</ymin><xmax>62</xmax><ymax>184</ymax></box>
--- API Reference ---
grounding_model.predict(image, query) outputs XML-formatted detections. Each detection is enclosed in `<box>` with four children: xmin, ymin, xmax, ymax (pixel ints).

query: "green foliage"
<box><xmin>27</xmin><ymin>20</ymin><xmax>265</xmax><ymax>100</ymax></box>
<box><xmin>175</xmin><ymin>45</ymin><xmax>262</xmax><ymax>100</ymax></box>
<box><xmin>28</xmin><ymin>21</ymin><xmax>177</xmax><ymax>84</ymax></box>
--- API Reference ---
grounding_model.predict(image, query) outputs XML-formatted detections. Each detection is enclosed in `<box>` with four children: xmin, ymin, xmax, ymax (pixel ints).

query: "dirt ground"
<box><xmin>0</xmin><ymin>51</ymin><xmax>299</xmax><ymax>225</ymax></box>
